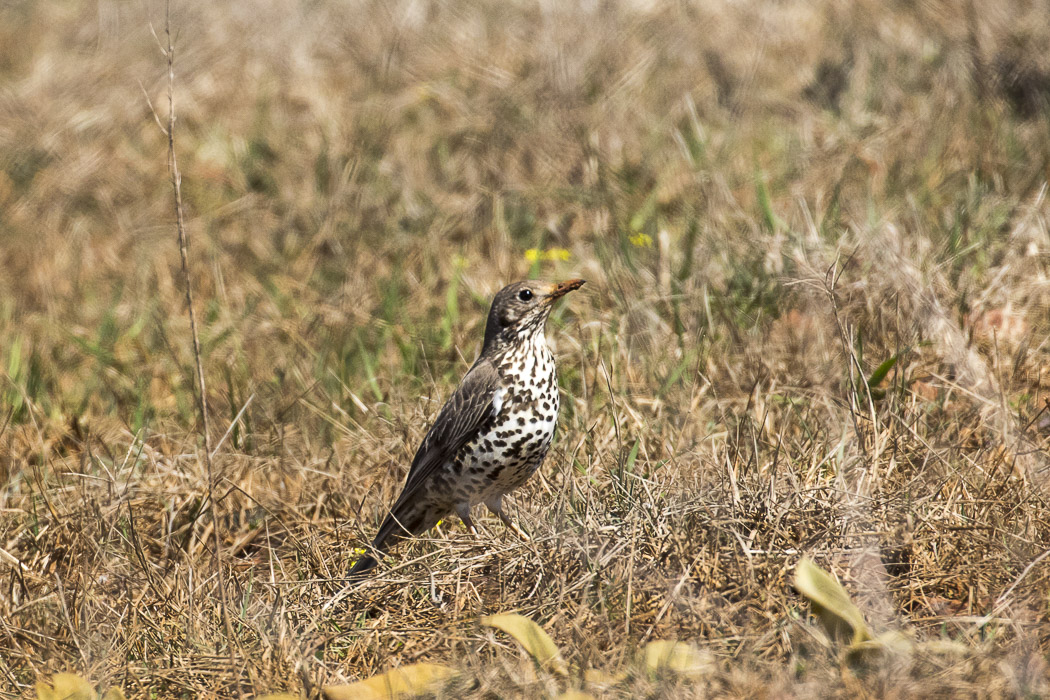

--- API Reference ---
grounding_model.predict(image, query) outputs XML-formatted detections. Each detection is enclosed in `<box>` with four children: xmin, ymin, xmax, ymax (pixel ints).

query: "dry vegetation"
<box><xmin>2</xmin><ymin>0</ymin><xmax>1050</xmax><ymax>697</ymax></box>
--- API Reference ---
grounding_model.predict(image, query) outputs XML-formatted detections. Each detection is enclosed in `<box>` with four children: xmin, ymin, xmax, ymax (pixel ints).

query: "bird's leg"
<box><xmin>455</xmin><ymin>503</ymin><xmax>479</xmax><ymax>536</ymax></box>
<box><xmin>484</xmin><ymin>496</ymin><xmax>530</xmax><ymax>542</ymax></box>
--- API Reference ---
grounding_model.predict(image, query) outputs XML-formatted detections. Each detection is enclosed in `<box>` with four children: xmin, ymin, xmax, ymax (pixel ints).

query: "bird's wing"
<box><xmin>393</xmin><ymin>357</ymin><xmax>502</xmax><ymax>507</ymax></box>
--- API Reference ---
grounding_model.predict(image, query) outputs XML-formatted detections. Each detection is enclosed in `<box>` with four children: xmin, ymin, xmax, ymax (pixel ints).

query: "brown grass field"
<box><xmin>2</xmin><ymin>0</ymin><xmax>1050</xmax><ymax>697</ymax></box>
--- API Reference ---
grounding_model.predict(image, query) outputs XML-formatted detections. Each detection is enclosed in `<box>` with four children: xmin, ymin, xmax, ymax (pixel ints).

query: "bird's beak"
<box><xmin>547</xmin><ymin>278</ymin><xmax>586</xmax><ymax>300</ymax></box>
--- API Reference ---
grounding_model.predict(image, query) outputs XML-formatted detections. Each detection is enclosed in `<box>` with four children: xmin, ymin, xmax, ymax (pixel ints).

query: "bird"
<box><xmin>349</xmin><ymin>278</ymin><xmax>585</xmax><ymax>576</ymax></box>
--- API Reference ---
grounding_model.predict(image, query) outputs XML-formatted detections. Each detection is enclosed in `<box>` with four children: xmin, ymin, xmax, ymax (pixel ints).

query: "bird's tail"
<box><xmin>349</xmin><ymin>505</ymin><xmax>434</xmax><ymax>578</ymax></box>
<box><xmin>348</xmin><ymin>528</ymin><xmax>392</xmax><ymax>578</ymax></box>
<box><xmin>348</xmin><ymin>553</ymin><xmax>380</xmax><ymax>577</ymax></box>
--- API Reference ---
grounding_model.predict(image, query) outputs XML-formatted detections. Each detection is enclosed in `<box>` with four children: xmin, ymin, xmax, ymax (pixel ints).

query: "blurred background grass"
<box><xmin>1</xmin><ymin>0</ymin><xmax>1049</xmax><ymax>697</ymax></box>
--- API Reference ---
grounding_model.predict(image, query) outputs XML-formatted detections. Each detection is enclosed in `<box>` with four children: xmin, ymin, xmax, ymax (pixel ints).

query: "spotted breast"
<box><xmin>457</xmin><ymin>330</ymin><xmax>560</xmax><ymax>506</ymax></box>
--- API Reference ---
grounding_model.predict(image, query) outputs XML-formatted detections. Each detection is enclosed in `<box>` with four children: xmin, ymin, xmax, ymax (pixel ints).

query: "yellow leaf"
<box><xmin>642</xmin><ymin>641</ymin><xmax>715</xmax><ymax>679</ymax></box>
<box><xmin>794</xmin><ymin>558</ymin><xmax>872</xmax><ymax>645</ymax></box>
<box><xmin>36</xmin><ymin>674</ymin><xmax>96</xmax><ymax>700</ymax></box>
<box><xmin>322</xmin><ymin>663</ymin><xmax>456</xmax><ymax>700</ymax></box>
<box><xmin>582</xmin><ymin>668</ymin><xmax>628</xmax><ymax>686</ymax></box>
<box><xmin>845</xmin><ymin>630</ymin><xmax>913</xmax><ymax>665</ymax></box>
<box><xmin>34</xmin><ymin>682</ymin><xmax>56</xmax><ymax>700</ymax></box>
<box><xmin>915</xmin><ymin>639</ymin><xmax>969</xmax><ymax>656</ymax></box>
<box><xmin>481</xmin><ymin>613</ymin><xmax>568</xmax><ymax>676</ymax></box>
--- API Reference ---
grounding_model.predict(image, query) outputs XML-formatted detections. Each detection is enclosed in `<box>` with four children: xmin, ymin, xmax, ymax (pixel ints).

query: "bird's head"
<box><xmin>482</xmin><ymin>279</ymin><xmax>585</xmax><ymax>351</ymax></box>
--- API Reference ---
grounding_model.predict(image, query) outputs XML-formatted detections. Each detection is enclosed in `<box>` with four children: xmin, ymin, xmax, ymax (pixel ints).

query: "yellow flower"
<box><xmin>525</xmin><ymin>247</ymin><xmax>571</xmax><ymax>263</ymax></box>
<box><xmin>629</xmin><ymin>232</ymin><xmax>653</xmax><ymax>248</ymax></box>
<box><xmin>349</xmin><ymin>547</ymin><xmax>369</xmax><ymax>567</ymax></box>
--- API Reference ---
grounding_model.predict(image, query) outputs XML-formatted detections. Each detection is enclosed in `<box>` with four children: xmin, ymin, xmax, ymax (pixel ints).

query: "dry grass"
<box><xmin>2</xmin><ymin>0</ymin><xmax>1050</xmax><ymax>697</ymax></box>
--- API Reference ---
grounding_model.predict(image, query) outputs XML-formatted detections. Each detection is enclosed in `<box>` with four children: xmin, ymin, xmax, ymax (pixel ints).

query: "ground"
<box><xmin>1</xmin><ymin>0</ymin><xmax>1049</xmax><ymax>697</ymax></box>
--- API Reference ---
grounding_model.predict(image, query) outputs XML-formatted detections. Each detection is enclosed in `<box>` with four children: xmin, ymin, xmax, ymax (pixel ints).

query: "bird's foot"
<box><xmin>495</xmin><ymin>510</ymin><xmax>531</xmax><ymax>542</ymax></box>
<box><xmin>457</xmin><ymin>507</ymin><xmax>479</xmax><ymax>536</ymax></box>
<box><xmin>506</xmin><ymin>518</ymin><xmax>531</xmax><ymax>542</ymax></box>
<box><xmin>484</xmin><ymin>497</ymin><xmax>531</xmax><ymax>542</ymax></box>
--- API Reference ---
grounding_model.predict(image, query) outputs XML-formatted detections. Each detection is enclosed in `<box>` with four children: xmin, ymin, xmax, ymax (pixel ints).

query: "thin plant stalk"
<box><xmin>162</xmin><ymin>0</ymin><xmax>236</xmax><ymax>669</ymax></box>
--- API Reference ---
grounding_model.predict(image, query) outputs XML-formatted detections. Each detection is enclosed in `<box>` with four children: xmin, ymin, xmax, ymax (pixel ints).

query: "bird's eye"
<box><xmin>518</xmin><ymin>289</ymin><xmax>533</xmax><ymax>301</ymax></box>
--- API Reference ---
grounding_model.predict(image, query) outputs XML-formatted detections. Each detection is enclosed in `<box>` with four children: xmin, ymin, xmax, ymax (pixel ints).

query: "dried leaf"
<box><xmin>845</xmin><ymin>631</ymin><xmax>912</xmax><ymax>665</ymax></box>
<box><xmin>36</xmin><ymin>674</ymin><xmax>96</xmax><ymax>700</ymax></box>
<box><xmin>322</xmin><ymin>663</ymin><xmax>455</xmax><ymax>700</ymax></box>
<box><xmin>555</xmin><ymin>692</ymin><xmax>596</xmax><ymax>700</ymax></box>
<box><xmin>642</xmin><ymin>640</ymin><xmax>715</xmax><ymax>679</ymax></box>
<box><xmin>916</xmin><ymin>639</ymin><xmax>970</xmax><ymax>656</ymax></box>
<box><xmin>582</xmin><ymin>668</ymin><xmax>628</xmax><ymax>687</ymax></box>
<box><xmin>794</xmin><ymin>558</ymin><xmax>872</xmax><ymax>645</ymax></box>
<box><xmin>481</xmin><ymin>613</ymin><xmax>568</xmax><ymax>676</ymax></box>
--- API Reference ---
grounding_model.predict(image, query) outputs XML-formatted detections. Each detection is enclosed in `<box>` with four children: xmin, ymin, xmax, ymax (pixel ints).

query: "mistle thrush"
<box><xmin>350</xmin><ymin>279</ymin><xmax>585</xmax><ymax>575</ymax></box>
